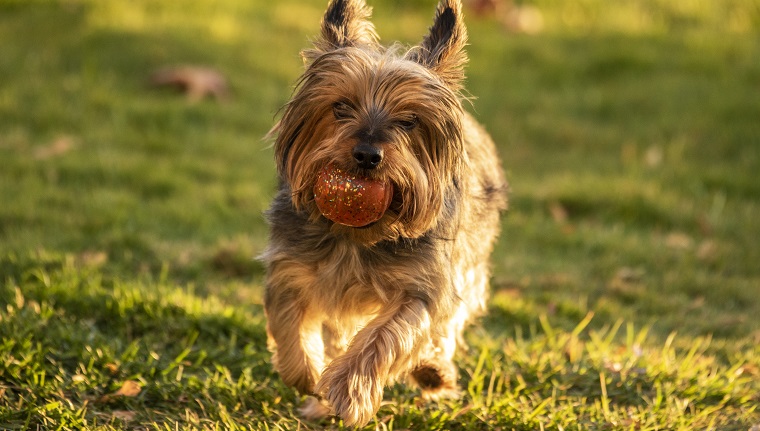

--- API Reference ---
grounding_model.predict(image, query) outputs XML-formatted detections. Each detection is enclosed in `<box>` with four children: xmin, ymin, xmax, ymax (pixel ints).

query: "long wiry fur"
<box><xmin>262</xmin><ymin>0</ymin><xmax>507</xmax><ymax>426</ymax></box>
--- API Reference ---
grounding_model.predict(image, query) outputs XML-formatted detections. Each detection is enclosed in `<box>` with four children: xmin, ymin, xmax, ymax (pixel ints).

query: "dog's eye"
<box><xmin>397</xmin><ymin>115</ymin><xmax>418</xmax><ymax>131</ymax></box>
<box><xmin>332</xmin><ymin>102</ymin><xmax>352</xmax><ymax>120</ymax></box>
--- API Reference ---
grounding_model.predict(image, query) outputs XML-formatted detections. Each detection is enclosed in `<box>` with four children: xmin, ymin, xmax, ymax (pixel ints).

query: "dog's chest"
<box><xmin>312</xmin><ymin>246</ymin><xmax>373</xmax><ymax>308</ymax></box>
<box><xmin>309</xmin><ymin>240</ymin><xmax>403</xmax><ymax>316</ymax></box>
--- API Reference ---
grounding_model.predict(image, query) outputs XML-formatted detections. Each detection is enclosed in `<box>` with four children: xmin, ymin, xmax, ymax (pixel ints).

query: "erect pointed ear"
<box><xmin>304</xmin><ymin>0</ymin><xmax>379</xmax><ymax>61</ymax></box>
<box><xmin>407</xmin><ymin>0</ymin><xmax>468</xmax><ymax>89</ymax></box>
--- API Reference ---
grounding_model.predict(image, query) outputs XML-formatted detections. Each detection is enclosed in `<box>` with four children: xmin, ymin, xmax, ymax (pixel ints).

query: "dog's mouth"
<box><xmin>388</xmin><ymin>186</ymin><xmax>404</xmax><ymax>213</ymax></box>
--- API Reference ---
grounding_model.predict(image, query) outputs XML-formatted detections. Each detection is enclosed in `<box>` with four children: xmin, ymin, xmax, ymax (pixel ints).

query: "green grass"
<box><xmin>1</xmin><ymin>0</ymin><xmax>759</xmax><ymax>429</ymax></box>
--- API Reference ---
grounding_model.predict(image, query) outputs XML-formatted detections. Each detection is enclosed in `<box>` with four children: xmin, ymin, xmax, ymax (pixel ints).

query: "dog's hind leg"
<box><xmin>409</xmin><ymin>303</ymin><xmax>469</xmax><ymax>399</ymax></box>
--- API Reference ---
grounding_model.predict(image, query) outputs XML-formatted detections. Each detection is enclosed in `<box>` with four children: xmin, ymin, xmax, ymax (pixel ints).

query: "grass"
<box><xmin>1</xmin><ymin>0</ymin><xmax>759</xmax><ymax>429</ymax></box>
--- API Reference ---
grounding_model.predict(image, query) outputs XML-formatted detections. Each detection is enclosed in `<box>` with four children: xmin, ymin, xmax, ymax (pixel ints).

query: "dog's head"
<box><xmin>273</xmin><ymin>0</ymin><xmax>469</xmax><ymax>245</ymax></box>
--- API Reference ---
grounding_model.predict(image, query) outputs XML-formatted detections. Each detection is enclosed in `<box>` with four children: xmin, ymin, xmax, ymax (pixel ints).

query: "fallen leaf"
<box><xmin>504</xmin><ymin>3</ymin><xmax>544</xmax><ymax>34</ymax></box>
<box><xmin>696</xmin><ymin>240</ymin><xmax>717</xmax><ymax>262</ymax></box>
<box><xmin>645</xmin><ymin>145</ymin><xmax>663</xmax><ymax>167</ymax></box>
<box><xmin>105</xmin><ymin>363</ymin><xmax>120</xmax><ymax>375</ymax></box>
<box><xmin>34</xmin><ymin>136</ymin><xmax>76</xmax><ymax>159</ymax></box>
<box><xmin>114</xmin><ymin>380</ymin><xmax>141</xmax><ymax>397</ymax></box>
<box><xmin>665</xmin><ymin>232</ymin><xmax>693</xmax><ymax>250</ymax></box>
<box><xmin>150</xmin><ymin>65</ymin><xmax>230</xmax><ymax>103</ymax></box>
<box><xmin>111</xmin><ymin>410</ymin><xmax>136</xmax><ymax>422</ymax></box>
<box><xmin>737</xmin><ymin>363</ymin><xmax>760</xmax><ymax>377</ymax></box>
<box><xmin>548</xmin><ymin>201</ymin><xmax>568</xmax><ymax>224</ymax></box>
<box><xmin>98</xmin><ymin>380</ymin><xmax>141</xmax><ymax>403</ymax></box>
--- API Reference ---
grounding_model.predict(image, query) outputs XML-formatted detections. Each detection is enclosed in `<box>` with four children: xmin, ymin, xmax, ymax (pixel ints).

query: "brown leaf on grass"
<box><xmin>466</xmin><ymin>0</ymin><xmax>543</xmax><ymax>34</ymax></box>
<box><xmin>114</xmin><ymin>380</ymin><xmax>141</xmax><ymax>397</ymax></box>
<box><xmin>111</xmin><ymin>410</ymin><xmax>136</xmax><ymax>422</ymax></box>
<box><xmin>696</xmin><ymin>240</ymin><xmax>717</xmax><ymax>262</ymax></box>
<box><xmin>105</xmin><ymin>363</ymin><xmax>120</xmax><ymax>375</ymax></box>
<box><xmin>665</xmin><ymin>232</ymin><xmax>693</xmax><ymax>250</ymax></box>
<box><xmin>644</xmin><ymin>145</ymin><xmax>663</xmax><ymax>167</ymax></box>
<box><xmin>468</xmin><ymin>0</ymin><xmax>503</xmax><ymax>16</ymax></box>
<box><xmin>34</xmin><ymin>136</ymin><xmax>77</xmax><ymax>159</ymax></box>
<box><xmin>504</xmin><ymin>4</ymin><xmax>544</xmax><ymax>34</ymax></box>
<box><xmin>150</xmin><ymin>66</ymin><xmax>230</xmax><ymax>103</ymax></box>
<box><xmin>98</xmin><ymin>380</ymin><xmax>141</xmax><ymax>403</ymax></box>
<box><xmin>736</xmin><ymin>363</ymin><xmax>760</xmax><ymax>377</ymax></box>
<box><xmin>548</xmin><ymin>201</ymin><xmax>568</xmax><ymax>224</ymax></box>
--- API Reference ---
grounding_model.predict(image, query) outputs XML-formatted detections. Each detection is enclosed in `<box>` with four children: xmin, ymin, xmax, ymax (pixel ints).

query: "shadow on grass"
<box><xmin>0</xmin><ymin>253</ymin><xmax>285</xmax><ymax>427</ymax></box>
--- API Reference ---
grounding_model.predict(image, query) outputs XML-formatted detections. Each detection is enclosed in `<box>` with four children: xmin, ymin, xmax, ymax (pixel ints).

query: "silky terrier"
<box><xmin>262</xmin><ymin>0</ymin><xmax>507</xmax><ymax>425</ymax></box>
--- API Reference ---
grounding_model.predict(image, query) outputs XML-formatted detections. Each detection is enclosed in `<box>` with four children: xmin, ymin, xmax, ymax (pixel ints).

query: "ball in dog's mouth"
<box><xmin>314</xmin><ymin>164</ymin><xmax>393</xmax><ymax>227</ymax></box>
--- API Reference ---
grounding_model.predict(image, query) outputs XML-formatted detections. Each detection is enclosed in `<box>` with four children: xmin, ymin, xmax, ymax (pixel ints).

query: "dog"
<box><xmin>261</xmin><ymin>0</ymin><xmax>507</xmax><ymax>425</ymax></box>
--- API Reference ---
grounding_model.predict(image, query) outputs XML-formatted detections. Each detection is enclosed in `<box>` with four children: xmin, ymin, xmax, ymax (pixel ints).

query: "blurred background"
<box><xmin>1</xmin><ymin>0</ymin><xmax>759</xmax><ymax>342</ymax></box>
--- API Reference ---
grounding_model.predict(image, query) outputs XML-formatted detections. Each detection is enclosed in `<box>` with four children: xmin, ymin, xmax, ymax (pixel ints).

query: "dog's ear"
<box><xmin>304</xmin><ymin>0</ymin><xmax>379</xmax><ymax>61</ymax></box>
<box><xmin>408</xmin><ymin>0</ymin><xmax>468</xmax><ymax>89</ymax></box>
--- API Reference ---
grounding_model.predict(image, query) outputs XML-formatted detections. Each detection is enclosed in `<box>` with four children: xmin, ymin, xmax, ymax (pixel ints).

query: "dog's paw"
<box><xmin>411</xmin><ymin>361</ymin><xmax>460</xmax><ymax>400</ymax></box>
<box><xmin>299</xmin><ymin>396</ymin><xmax>333</xmax><ymax>422</ymax></box>
<box><xmin>316</xmin><ymin>364</ymin><xmax>384</xmax><ymax>427</ymax></box>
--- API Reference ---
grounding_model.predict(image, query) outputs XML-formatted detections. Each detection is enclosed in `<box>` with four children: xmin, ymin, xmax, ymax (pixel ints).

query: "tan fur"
<box><xmin>262</xmin><ymin>0</ymin><xmax>507</xmax><ymax>426</ymax></box>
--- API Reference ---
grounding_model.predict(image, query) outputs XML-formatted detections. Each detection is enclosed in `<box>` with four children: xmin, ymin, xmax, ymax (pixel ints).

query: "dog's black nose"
<box><xmin>352</xmin><ymin>143</ymin><xmax>383</xmax><ymax>169</ymax></box>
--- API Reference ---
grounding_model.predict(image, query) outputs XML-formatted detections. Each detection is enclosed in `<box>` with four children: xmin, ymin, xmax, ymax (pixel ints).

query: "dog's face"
<box><xmin>273</xmin><ymin>0</ymin><xmax>469</xmax><ymax>245</ymax></box>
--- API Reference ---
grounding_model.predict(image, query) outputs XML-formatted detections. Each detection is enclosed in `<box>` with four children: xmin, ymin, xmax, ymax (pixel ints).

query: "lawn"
<box><xmin>1</xmin><ymin>0</ymin><xmax>759</xmax><ymax>429</ymax></box>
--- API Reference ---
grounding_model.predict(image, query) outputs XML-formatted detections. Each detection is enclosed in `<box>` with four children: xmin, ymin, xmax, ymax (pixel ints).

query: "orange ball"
<box><xmin>314</xmin><ymin>164</ymin><xmax>393</xmax><ymax>227</ymax></box>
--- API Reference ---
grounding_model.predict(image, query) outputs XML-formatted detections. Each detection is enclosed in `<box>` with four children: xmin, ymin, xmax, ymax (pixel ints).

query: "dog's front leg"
<box><xmin>316</xmin><ymin>296</ymin><xmax>430</xmax><ymax>426</ymax></box>
<box><xmin>264</xmin><ymin>268</ymin><xmax>325</xmax><ymax>395</ymax></box>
